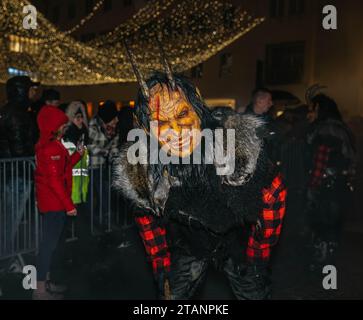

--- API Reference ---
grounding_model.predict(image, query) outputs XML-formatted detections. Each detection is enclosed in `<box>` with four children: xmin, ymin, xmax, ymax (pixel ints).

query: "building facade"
<box><xmin>1</xmin><ymin>0</ymin><xmax>363</xmax><ymax>119</ymax></box>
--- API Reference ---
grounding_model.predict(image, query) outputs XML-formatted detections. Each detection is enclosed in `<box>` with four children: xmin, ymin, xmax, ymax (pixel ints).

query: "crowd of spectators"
<box><xmin>0</xmin><ymin>76</ymin><xmax>133</xmax><ymax>299</ymax></box>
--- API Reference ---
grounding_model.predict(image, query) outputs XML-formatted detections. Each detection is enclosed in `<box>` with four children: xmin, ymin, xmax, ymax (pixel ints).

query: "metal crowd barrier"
<box><xmin>0</xmin><ymin>157</ymin><xmax>39</xmax><ymax>261</ymax></box>
<box><xmin>88</xmin><ymin>160</ymin><xmax>134</xmax><ymax>236</ymax></box>
<box><xmin>0</xmin><ymin>157</ymin><xmax>133</xmax><ymax>262</ymax></box>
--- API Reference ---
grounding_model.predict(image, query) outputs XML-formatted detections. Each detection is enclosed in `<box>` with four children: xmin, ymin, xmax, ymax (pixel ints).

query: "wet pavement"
<box><xmin>1</xmin><ymin>189</ymin><xmax>363</xmax><ymax>300</ymax></box>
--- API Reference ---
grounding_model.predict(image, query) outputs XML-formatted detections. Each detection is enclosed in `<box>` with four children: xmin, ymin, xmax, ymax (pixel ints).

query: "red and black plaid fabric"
<box><xmin>309</xmin><ymin>144</ymin><xmax>332</xmax><ymax>188</ymax></box>
<box><xmin>246</xmin><ymin>173</ymin><xmax>287</xmax><ymax>263</ymax></box>
<box><xmin>135</xmin><ymin>174</ymin><xmax>287</xmax><ymax>274</ymax></box>
<box><xmin>134</xmin><ymin>215</ymin><xmax>170</xmax><ymax>275</ymax></box>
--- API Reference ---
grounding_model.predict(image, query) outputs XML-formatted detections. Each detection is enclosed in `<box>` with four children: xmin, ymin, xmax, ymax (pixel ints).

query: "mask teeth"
<box><xmin>123</xmin><ymin>39</ymin><xmax>150</xmax><ymax>100</ymax></box>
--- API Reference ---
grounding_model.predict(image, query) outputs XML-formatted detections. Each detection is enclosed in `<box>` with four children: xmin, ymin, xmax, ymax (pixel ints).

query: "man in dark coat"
<box><xmin>0</xmin><ymin>76</ymin><xmax>40</xmax><ymax>158</ymax></box>
<box><xmin>0</xmin><ymin>76</ymin><xmax>40</xmax><ymax>257</ymax></box>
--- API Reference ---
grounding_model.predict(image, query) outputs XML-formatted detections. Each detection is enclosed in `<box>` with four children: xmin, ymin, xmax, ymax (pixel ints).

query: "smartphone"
<box><xmin>77</xmin><ymin>133</ymin><xmax>85</xmax><ymax>152</ymax></box>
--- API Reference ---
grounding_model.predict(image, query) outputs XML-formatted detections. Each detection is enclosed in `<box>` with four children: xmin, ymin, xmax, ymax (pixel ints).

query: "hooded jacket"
<box><xmin>65</xmin><ymin>101</ymin><xmax>89</xmax><ymax>128</ymax></box>
<box><xmin>34</xmin><ymin>105</ymin><xmax>81</xmax><ymax>213</ymax></box>
<box><xmin>63</xmin><ymin>101</ymin><xmax>89</xmax><ymax>146</ymax></box>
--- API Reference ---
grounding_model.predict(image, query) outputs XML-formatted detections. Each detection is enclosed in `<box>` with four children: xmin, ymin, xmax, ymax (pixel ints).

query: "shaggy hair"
<box><xmin>134</xmin><ymin>72</ymin><xmax>213</xmax><ymax>131</ymax></box>
<box><xmin>112</xmin><ymin>136</ymin><xmax>212</xmax><ymax>217</ymax></box>
<box><xmin>210</xmin><ymin>107</ymin><xmax>276</xmax><ymax>223</ymax></box>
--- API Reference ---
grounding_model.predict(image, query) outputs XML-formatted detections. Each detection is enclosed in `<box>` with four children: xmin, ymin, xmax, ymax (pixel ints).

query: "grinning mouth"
<box><xmin>168</xmin><ymin>134</ymin><xmax>193</xmax><ymax>150</ymax></box>
<box><xmin>170</xmin><ymin>138</ymin><xmax>191</xmax><ymax>149</ymax></box>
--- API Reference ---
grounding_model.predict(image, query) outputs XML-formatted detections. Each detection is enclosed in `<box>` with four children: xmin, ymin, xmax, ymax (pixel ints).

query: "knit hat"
<box><xmin>98</xmin><ymin>100</ymin><xmax>118</xmax><ymax>124</ymax></box>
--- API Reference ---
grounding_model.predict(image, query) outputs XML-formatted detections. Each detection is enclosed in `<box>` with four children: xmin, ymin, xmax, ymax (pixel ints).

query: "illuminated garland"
<box><xmin>0</xmin><ymin>0</ymin><xmax>264</xmax><ymax>86</ymax></box>
<box><xmin>63</xmin><ymin>0</ymin><xmax>104</xmax><ymax>36</ymax></box>
<box><xmin>88</xmin><ymin>0</ymin><xmax>175</xmax><ymax>47</ymax></box>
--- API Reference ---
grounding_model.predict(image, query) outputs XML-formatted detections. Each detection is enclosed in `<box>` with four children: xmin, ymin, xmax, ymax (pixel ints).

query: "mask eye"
<box><xmin>178</xmin><ymin>109</ymin><xmax>189</xmax><ymax>118</ymax></box>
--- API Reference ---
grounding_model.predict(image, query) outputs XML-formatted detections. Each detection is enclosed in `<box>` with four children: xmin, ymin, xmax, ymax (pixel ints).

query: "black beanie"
<box><xmin>6</xmin><ymin>76</ymin><xmax>40</xmax><ymax>105</ymax></box>
<box><xmin>98</xmin><ymin>100</ymin><xmax>118</xmax><ymax>124</ymax></box>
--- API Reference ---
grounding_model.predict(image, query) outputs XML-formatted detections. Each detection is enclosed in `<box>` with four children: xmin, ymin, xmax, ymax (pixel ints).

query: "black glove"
<box><xmin>154</xmin><ymin>272</ymin><xmax>171</xmax><ymax>300</ymax></box>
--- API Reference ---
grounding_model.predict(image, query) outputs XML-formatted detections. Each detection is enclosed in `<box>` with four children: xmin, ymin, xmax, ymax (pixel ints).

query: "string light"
<box><xmin>0</xmin><ymin>0</ymin><xmax>264</xmax><ymax>86</ymax></box>
<box><xmin>63</xmin><ymin>0</ymin><xmax>105</xmax><ymax>36</ymax></box>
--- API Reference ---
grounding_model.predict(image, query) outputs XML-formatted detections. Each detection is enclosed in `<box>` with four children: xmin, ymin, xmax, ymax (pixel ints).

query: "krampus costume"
<box><xmin>113</xmin><ymin>44</ymin><xmax>287</xmax><ymax>300</ymax></box>
<box><xmin>305</xmin><ymin>86</ymin><xmax>356</xmax><ymax>268</ymax></box>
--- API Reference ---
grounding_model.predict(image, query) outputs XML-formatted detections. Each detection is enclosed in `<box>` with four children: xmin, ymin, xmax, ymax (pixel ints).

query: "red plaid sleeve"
<box><xmin>309</xmin><ymin>144</ymin><xmax>331</xmax><ymax>188</ymax></box>
<box><xmin>134</xmin><ymin>214</ymin><xmax>171</xmax><ymax>275</ymax></box>
<box><xmin>246</xmin><ymin>174</ymin><xmax>287</xmax><ymax>264</ymax></box>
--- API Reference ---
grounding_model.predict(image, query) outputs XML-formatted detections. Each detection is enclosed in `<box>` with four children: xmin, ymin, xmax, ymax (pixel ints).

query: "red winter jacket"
<box><xmin>34</xmin><ymin>105</ymin><xmax>81</xmax><ymax>213</ymax></box>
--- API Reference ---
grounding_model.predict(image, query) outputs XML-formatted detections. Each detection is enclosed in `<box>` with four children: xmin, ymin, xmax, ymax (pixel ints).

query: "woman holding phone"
<box><xmin>34</xmin><ymin>105</ymin><xmax>84</xmax><ymax>300</ymax></box>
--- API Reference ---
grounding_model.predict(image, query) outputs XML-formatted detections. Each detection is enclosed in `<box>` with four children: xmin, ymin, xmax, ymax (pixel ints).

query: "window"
<box><xmin>265</xmin><ymin>42</ymin><xmax>305</xmax><ymax>85</ymax></box>
<box><xmin>52</xmin><ymin>5</ymin><xmax>60</xmax><ymax>23</ymax></box>
<box><xmin>85</xmin><ymin>0</ymin><xmax>94</xmax><ymax>14</ymax></box>
<box><xmin>104</xmin><ymin>0</ymin><xmax>112</xmax><ymax>12</ymax></box>
<box><xmin>255</xmin><ymin>60</ymin><xmax>264</xmax><ymax>88</ymax></box>
<box><xmin>288</xmin><ymin>0</ymin><xmax>305</xmax><ymax>15</ymax></box>
<box><xmin>8</xmin><ymin>35</ymin><xmax>40</xmax><ymax>54</ymax></box>
<box><xmin>68</xmin><ymin>1</ymin><xmax>76</xmax><ymax>20</ymax></box>
<box><xmin>191</xmin><ymin>63</ymin><xmax>203</xmax><ymax>79</ymax></box>
<box><xmin>124</xmin><ymin>0</ymin><xmax>132</xmax><ymax>6</ymax></box>
<box><xmin>270</xmin><ymin>0</ymin><xmax>285</xmax><ymax>18</ymax></box>
<box><xmin>219</xmin><ymin>53</ymin><xmax>233</xmax><ymax>78</ymax></box>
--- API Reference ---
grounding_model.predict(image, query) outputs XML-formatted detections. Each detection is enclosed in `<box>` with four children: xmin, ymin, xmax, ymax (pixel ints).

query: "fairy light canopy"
<box><xmin>0</xmin><ymin>0</ymin><xmax>264</xmax><ymax>86</ymax></box>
